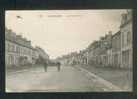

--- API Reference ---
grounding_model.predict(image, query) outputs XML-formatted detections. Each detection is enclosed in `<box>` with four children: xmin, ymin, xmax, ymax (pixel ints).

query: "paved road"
<box><xmin>6</xmin><ymin>65</ymin><xmax>122</xmax><ymax>92</ymax></box>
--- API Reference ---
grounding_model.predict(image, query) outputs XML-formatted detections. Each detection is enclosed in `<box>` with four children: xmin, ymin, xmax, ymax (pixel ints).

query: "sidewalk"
<box><xmin>78</xmin><ymin>65</ymin><xmax>132</xmax><ymax>91</ymax></box>
<box><xmin>6</xmin><ymin>64</ymin><xmax>44</xmax><ymax>74</ymax></box>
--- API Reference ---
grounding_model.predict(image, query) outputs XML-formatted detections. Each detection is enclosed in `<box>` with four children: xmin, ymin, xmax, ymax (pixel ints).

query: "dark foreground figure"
<box><xmin>57</xmin><ymin>62</ymin><xmax>61</xmax><ymax>71</ymax></box>
<box><xmin>44</xmin><ymin>61</ymin><xmax>48</xmax><ymax>72</ymax></box>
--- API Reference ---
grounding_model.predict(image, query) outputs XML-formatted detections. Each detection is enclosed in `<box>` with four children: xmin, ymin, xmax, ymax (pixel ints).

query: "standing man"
<box><xmin>57</xmin><ymin>62</ymin><xmax>61</xmax><ymax>72</ymax></box>
<box><xmin>44</xmin><ymin>60</ymin><xmax>48</xmax><ymax>72</ymax></box>
<box><xmin>38</xmin><ymin>56</ymin><xmax>48</xmax><ymax>72</ymax></box>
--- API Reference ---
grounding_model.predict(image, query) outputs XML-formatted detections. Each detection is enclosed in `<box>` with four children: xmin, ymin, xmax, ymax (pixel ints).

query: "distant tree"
<box><xmin>36</xmin><ymin>56</ymin><xmax>46</xmax><ymax>65</ymax></box>
<box><xmin>19</xmin><ymin>56</ymin><xmax>29</xmax><ymax>66</ymax></box>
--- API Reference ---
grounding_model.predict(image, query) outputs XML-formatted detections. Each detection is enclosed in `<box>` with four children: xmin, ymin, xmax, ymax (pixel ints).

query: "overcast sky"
<box><xmin>5</xmin><ymin>10</ymin><xmax>127</xmax><ymax>59</ymax></box>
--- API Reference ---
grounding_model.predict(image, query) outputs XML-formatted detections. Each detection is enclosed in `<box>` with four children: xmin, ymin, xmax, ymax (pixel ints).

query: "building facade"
<box><xmin>56</xmin><ymin>10</ymin><xmax>132</xmax><ymax>69</ymax></box>
<box><xmin>5</xmin><ymin>28</ymin><xmax>38</xmax><ymax>67</ymax></box>
<box><xmin>112</xmin><ymin>31</ymin><xmax>121</xmax><ymax>68</ymax></box>
<box><xmin>120</xmin><ymin>10</ymin><xmax>132</xmax><ymax>68</ymax></box>
<box><xmin>35</xmin><ymin>46</ymin><xmax>50</xmax><ymax>61</ymax></box>
<box><xmin>99</xmin><ymin>31</ymin><xmax>112</xmax><ymax>67</ymax></box>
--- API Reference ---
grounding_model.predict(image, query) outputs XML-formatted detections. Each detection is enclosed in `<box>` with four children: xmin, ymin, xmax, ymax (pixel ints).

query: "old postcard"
<box><xmin>5</xmin><ymin>10</ymin><xmax>132</xmax><ymax>92</ymax></box>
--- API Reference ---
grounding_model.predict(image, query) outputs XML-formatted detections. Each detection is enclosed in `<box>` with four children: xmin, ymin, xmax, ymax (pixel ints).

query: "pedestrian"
<box><xmin>57</xmin><ymin>62</ymin><xmax>61</xmax><ymax>72</ymax></box>
<box><xmin>44</xmin><ymin>60</ymin><xmax>48</xmax><ymax>72</ymax></box>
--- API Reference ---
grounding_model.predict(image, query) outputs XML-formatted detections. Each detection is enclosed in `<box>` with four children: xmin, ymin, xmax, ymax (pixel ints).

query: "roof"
<box><xmin>5</xmin><ymin>29</ymin><xmax>35</xmax><ymax>50</ymax></box>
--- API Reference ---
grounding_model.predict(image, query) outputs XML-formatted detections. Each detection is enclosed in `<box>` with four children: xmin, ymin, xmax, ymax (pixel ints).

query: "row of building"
<box><xmin>5</xmin><ymin>28</ymin><xmax>49</xmax><ymax>67</ymax></box>
<box><xmin>56</xmin><ymin>10</ymin><xmax>132</xmax><ymax>69</ymax></box>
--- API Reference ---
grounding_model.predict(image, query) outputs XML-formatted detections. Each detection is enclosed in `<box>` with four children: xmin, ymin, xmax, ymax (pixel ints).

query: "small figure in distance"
<box><xmin>37</xmin><ymin>56</ymin><xmax>48</xmax><ymax>72</ymax></box>
<box><xmin>57</xmin><ymin>62</ymin><xmax>61</xmax><ymax>72</ymax></box>
<box><xmin>44</xmin><ymin>60</ymin><xmax>48</xmax><ymax>72</ymax></box>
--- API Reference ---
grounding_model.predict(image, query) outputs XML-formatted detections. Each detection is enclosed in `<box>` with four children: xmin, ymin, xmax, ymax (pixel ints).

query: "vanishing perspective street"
<box><xmin>5</xmin><ymin>10</ymin><xmax>132</xmax><ymax>92</ymax></box>
<box><xmin>6</xmin><ymin>65</ymin><xmax>123</xmax><ymax>92</ymax></box>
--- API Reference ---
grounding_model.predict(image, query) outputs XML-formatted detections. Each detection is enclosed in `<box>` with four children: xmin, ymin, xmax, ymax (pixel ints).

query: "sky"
<box><xmin>5</xmin><ymin>10</ymin><xmax>127</xmax><ymax>59</ymax></box>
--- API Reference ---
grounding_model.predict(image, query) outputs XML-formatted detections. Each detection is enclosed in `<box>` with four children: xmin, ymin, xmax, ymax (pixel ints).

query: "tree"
<box><xmin>36</xmin><ymin>55</ymin><xmax>46</xmax><ymax>65</ymax></box>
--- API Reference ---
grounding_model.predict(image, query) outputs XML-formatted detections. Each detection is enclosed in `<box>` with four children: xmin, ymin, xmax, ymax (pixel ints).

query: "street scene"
<box><xmin>5</xmin><ymin>10</ymin><xmax>132</xmax><ymax>92</ymax></box>
<box><xmin>6</xmin><ymin>66</ymin><xmax>123</xmax><ymax>92</ymax></box>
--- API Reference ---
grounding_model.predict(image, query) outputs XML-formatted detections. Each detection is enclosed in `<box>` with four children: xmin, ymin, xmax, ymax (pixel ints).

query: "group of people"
<box><xmin>43</xmin><ymin>61</ymin><xmax>61</xmax><ymax>72</ymax></box>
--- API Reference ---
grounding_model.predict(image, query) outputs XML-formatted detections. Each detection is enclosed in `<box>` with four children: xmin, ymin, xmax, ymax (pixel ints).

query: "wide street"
<box><xmin>6</xmin><ymin>65</ymin><xmax>122</xmax><ymax>92</ymax></box>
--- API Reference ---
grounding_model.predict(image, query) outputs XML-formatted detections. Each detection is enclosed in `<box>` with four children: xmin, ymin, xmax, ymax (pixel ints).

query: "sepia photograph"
<box><xmin>5</xmin><ymin>9</ymin><xmax>133</xmax><ymax>92</ymax></box>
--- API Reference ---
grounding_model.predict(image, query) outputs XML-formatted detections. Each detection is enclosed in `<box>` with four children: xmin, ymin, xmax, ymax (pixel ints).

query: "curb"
<box><xmin>74</xmin><ymin>66</ymin><xmax>123</xmax><ymax>91</ymax></box>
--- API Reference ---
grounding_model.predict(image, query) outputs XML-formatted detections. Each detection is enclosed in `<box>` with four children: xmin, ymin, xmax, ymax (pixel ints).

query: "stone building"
<box><xmin>86</xmin><ymin>45</ymin><xmax>94</xmax><ymax>65</ymax></box>
<box><xmin>78</xmin><ymin>50</ymin><xmax>88</xmax><ymax>65</ymax></box>
<box><xmin>5</xmin><ymin>28</ymin><xmax>38</xmax><ymax>67</ymax></box>
<box><xmin>99</xmin><ymin>31</ymin><xmax>112</xmax><ymax>67</ymax></box>
<box><xmin>112</xmin><ymin>31</ymin><xmax>121</xmax><ymax>68</ymax></box>
<box><xmin>86</xmin><ymin>40</ymin><xmax>101</xmax><ymax>66</ymax></box>
<box><xmin>120</xmin><ymin>10</ymin><xmax>132</xmax><ymax>68</ymax></box>
<box><xmin>56</xmin><ymin>51</ymin><xmax>83</xmax><ymax>65</ymax></box>
<box><xmin>68</xmin><ymin>52</ymin><xmax>79</xmax><ymax>65</ymax></box>
<box><xmin>86</xmin><ymin>32</ymin><xmax>112</xmax><ymax>67</ymax></box>
<box><xmin>35</xmin><ymin>46</ymin><xmax>50</xmax><ymax>63</ymax></box>
<box><xmin>57</xmin><ymin>54</ymin><xmax>73</xmax><ymax>65</ymax></box>
<box><xmin>106</xmin><ymin>48</ymin><xmax>113</xmax><ymax>67</ymax></box>
<box><xmin>55</xmin><ymin>10</ymin><xmax>132</xmax><ymax>69</ymax></box>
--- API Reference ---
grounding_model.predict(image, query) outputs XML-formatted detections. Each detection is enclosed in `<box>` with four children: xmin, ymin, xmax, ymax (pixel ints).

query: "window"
<box><xmin>17</xmin><ymin>46</ymin><xmax>20</xmax><ymax>53</ymax></box>
<box><xmin>8</xmin><ymin>43</ymin><xmax>10</xmax><ymax>51</ymax></box>
<box><xmin>127</xmin><ymin>32</ymin><xmax>131</xmax><ymax>45</ymax></box>
<box><xmin>6</xmin><ymin>43</ymin><xmax>8</xmax><ymax>51</ymax></box>
<box><xmin>124</xmin><ymin>33</ymin><xmax>127</xmax><ymax>47</ymax></box>
<box><xmin>122</xmin><ymin>33</ymin><xmax>125</xmax><ymax>47</ymax></box>
<box><xmin>13</xmin><ymin>45</ymin><xmax>15</xmax><ymax>52</ymax></box>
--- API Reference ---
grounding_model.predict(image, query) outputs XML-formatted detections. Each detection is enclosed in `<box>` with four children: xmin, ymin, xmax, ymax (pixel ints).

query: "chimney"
<box><xmin>121</xmin><ymin>13</ymin><xmax>127</xmax><ymax>25</ymax></box>
<box><xmin>121</xmin><ymin>13</ymin><xmax>127</xmax><ymax>20</ymax></box>
<box><xmin>16</xmin><ymin>35</ymin><xmax>22</xmax><ymax>38</ymax></box>
<box><xmin>127</xmin><ymin>10</ymin><xmax>132</xmax><ymax>14</ymax></box>
<box><xmin>108</xmin><ymin>31</ymin><xmax>112</xmax><ymax>35</ymax></box>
